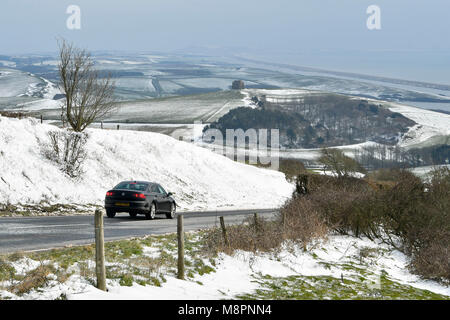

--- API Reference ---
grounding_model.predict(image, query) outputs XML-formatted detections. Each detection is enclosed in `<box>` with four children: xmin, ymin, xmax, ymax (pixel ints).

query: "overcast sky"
<box><xmin>0</xmin><ymin>0</ymin><xmax>449</xmax><ymax>82</ymax></box>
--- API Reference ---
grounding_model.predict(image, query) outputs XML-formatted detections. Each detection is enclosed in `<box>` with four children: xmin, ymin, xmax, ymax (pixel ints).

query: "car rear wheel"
<box><xmin>145</xmin><ymin>203</ymin><xmax>156</xmax><ymax>220</ymax></box>
<box><xmin>106</xmin><ymin>209</ymin><xmax>116</xmax><ymax>218</ymax></box>
<box><xmin>166</xmin><ymin>203</ymin><xmax>176</xmax><ymax>219</ymax></box>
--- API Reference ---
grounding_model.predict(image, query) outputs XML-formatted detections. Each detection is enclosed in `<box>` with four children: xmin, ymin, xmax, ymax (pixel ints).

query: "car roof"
<box><xmin>119</xmin><ymin>181</ymin><xmax>153</xmax><ymax>184</ymax></box>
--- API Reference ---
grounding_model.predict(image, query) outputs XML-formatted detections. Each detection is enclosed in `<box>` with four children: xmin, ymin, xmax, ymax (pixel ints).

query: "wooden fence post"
<box><xmin>94</xmin><ymin>209</ymin><xmax>107</xmax><ymax>291</ymax></box>
<box><xmin>219</xmin><ymin>216</ymin><xmax>229</xmax><ymax>247</ymax></box>
<box><xmin>177</xmin><ymin>214</ymin><xmax>185</xmax><ymax>280</ymax></box>
<box><xmin>253</xmin><ymin>213</ymin><xmax>259</xmax><ymax>231</ymax></box>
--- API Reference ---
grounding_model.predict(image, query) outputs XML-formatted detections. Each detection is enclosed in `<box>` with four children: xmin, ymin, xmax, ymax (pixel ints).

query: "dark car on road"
<box><xmin>105</xmin><ymin>181</ymin><xmax>176</xmax><ymax>219</ymax></box>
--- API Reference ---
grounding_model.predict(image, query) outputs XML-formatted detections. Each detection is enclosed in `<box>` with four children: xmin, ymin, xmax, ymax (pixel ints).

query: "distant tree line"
<box><xmin>353</xmin><ymin>144</ymin><xmax>450</xmax><ymax>169</ymax></box>
<box><xmin>262</xmin><ymin>93</ymin><xmax>415</xmax><ymax>147</ymax></box>
<box><xmin>203</xmin><ymin>107</ymin><xmax>310</xmax><ymax>147</ymax></box>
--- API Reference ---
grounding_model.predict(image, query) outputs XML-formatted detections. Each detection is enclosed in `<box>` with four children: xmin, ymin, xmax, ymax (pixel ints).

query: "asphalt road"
<box><xmin>0</xmin><ymin>209</ymin><xmax>278</xmax><ymax>254</ymax></box>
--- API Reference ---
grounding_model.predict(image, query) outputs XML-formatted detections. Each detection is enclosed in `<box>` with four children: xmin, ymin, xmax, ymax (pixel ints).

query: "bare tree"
<box><xmin>58</xmin><ymin>39</ymin><xmax>117</xmax><ymax>132</ymax></box>
<box><xmin>319</xmin><ymin>148</ymin><xmax>366</xmax><ymax>178</ymax></box>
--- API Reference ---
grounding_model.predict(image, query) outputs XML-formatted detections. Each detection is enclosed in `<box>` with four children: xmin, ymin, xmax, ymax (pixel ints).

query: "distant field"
<box><xmin>38</xmin><ymin>90</ymin><xmax>246</xmax><ymax>125</ymax></box>
<box><xmin>3</xmin><ymin>52</ymin><xmax>450</xmax><ymax>109</ymax></box>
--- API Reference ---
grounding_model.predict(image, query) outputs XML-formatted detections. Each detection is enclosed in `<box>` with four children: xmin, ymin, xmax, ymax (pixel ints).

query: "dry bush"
<box><xmin>301</xmin><ymin>169</ymin><xmax>450</xmax><ymax>281</ymax></box>
<box><xmin>405</xmin><ymin>168</ymin><xmax>449</xmax><ymax>281</ymax></box>
<box><xmin>0</xmin><ymin>111</ymin><xmax>26</xmax><ymax>119</ymax></box>
<box><xmin>318</xmin><ymin>148</ymin><xmax>367</xmax><ymax>178</ymax></box>
<box><xmin>298</xmin><ymin>175</ymin><xmax>376</xmax><ymax>238</ymax></box>
<box><xmin>369</xmin><ymin>168</ymin><xmax>450</xmax><ymax>281</ymax></box>
<box><xmin>300</xmin><ymin>169</ymin><xmax>450</xmax><ymax>282</ymax></box>
<box><xmin>410</xmin><ymin>230</ymin><xmax>450</xmax><ymax>281</ymax></box>
<box><xmin>427</xmin><ymin>167</ymin><xmax>450</xmax><ymax>209</ymax></box>
<box><xmin>366</xmin><ymin>168</ymin><xmax>411</xmax><ymax>182</ymax></box>
<box><xmin>78</xmin><ymin>261</ymin><xmax>96</xmax><ymax>281</ymax></box>
<box><xmin>296</xmin><ymin>173</ymin><xmax>368</xmax><ymax>194</ymax></box>
<box><xmin>10</xmin><ymin>264</ymin><xmax>55</xmax><ymax>296</ymax></box>
<box><xmin>41</xmin><ymin>130</ymin><xmax>88</xmax><ymax>178</ymax></box>
<box><xmin>365</xmin><ymin>168</ymin><xmax>411</xmax><ymax>191</ymax></box>
<box><xmin>203</xmin><ymin>168</ymin><xmax>450</xmax><ymax>282</ymax></box>
<box><xmin>203</xmin><ymin>216</ymin><xmax>284</xmax><ymax>255</ymax></box>
<box><xmin>203</xmin><ymin>198</ymin><xmax>329</xmax><ymax>255</ymax></box>
<box><xmin>279</xmin><ymin>197</ymin><xmax>329</xmax><ymax>247</ymax></box>
<box><xmin>375</xmin><ymin>171</ymin><xmax>425</xmax><ymax>243</ymax></box>
<box><xmin>203</xmin><ymin>175</ymin><xmax>368</xmax><ymax>256</ymax></box>
<box><xmin>7</xmin><ymin>251</ymin><xmax>24</xmax><ymax>262</ymax></box>
<box><xmin>278</xmin><ymin>158</ymin><xmax>306</xmax><ymax>181</ymax></box>
<box><xmin>0</xmin><ymin>259</ymin><xmax>15</xmax><ymax>283</ymax></box>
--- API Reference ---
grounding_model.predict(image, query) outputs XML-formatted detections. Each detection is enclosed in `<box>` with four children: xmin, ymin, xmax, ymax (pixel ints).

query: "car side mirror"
<box><xmin>167</xmin><ymin>192</ymin><xmax>173</xmax><ymax>197</ymax></box>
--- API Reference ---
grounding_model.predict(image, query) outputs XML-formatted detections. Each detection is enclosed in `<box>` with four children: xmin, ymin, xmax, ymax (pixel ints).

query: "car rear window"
<box><xmin>114</xmin><ymin>182</ymin><xmax>148</xmax><ymax>191</ymax></box>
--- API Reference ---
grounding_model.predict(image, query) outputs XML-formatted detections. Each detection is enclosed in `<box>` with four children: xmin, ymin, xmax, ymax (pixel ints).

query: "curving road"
<box><xmin>0</xmin><ymin>209</ymin><xmax>278</xmax><ymax>254</ymax></box>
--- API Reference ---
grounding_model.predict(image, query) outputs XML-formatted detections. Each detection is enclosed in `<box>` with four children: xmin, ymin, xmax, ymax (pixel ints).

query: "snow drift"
<box><xmin>0</xmin><ymin>116</ymin><xmax>293</xmax><ymax>211</ymax></box>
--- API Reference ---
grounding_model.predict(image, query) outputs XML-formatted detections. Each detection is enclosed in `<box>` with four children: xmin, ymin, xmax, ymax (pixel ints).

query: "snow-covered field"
<box><xmin>0</xmin><ymin>116</ymin><xmax>293</xmax><ymax>211</ymax></box>
<box><xmin>0</xmin><ymin>67</ymin><xmax>61</xmax><ymax>111</ymax></box>
<box><xmin>82</xmin><ymin>235</ymin><xmax>446</xmax><ymax>300</ymax></box>
<box><xmin>0</xmin><ymin>68</ymin><xmax>44</xmax><ymax>98</ymax></box>
<box><xmin>1</xmin><ymin>233</ymin><xmax>448</xmax><ymax>300</ymax></box>
<box><xmin>107</xmin><ymin>90</ymin><xmax>246</xmax><ymax>124</ymax></box>
<box><xmin>3</xmin><ymin>51</ymin><xmax>450</xmax><ymax>110</ymax></box>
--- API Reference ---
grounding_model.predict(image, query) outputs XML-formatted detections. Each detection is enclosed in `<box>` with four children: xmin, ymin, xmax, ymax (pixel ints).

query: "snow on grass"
<box><xmin>9</xmin><ymin>257</ymin><xmax>44</xmax><ymax>276</ymax></box>
<box><xmin>68</xmin><ymin>260</ymin><xmax>258</xmax><ymax>300</ymax></box>
<box><xmin>2</xmin><ymin>233</ymin><xmax>447</xmax><ymax>300</ymax></box>
<box><xmin>69</xmin><ymin>235</ymin><xmax>449</xmax><ymax>300</ymax></box>
<box><xmin>142</xmin><ymin>247</ymin><xmax>161</xmax><ymax>259</ymax></box>
<box><xmin>272</xmin><ymin>236</ymin><xmax>449</xmax><ymax>296</ymax></box>
<box><xmin>0</xmin><ymin>116</ymin><xmax>293</xmax><ymax>212</ymax></box>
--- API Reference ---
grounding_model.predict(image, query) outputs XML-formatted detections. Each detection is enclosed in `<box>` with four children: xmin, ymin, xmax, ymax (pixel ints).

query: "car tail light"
<box><xmin>106</xmin><ymin>192</ymin><xmax>114</xmax><ymax>197</ymax></box>
<box><xmin>134</xmin><ymin>193</ymin><xmax>146</xmax><ymax>199</ymax></box>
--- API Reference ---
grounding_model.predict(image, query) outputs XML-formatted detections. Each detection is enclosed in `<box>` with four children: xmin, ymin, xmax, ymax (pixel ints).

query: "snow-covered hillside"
<box><xmin>0</xmin><ymin>116</ymin><xmax>293</xmax><ymax>211</ymax></box>
<box><xmin>0</xmin><ymin>68</ymin><xmax>61</xmax><ymax>111</ymax></box>
<box><xmin>386</xmin><ymin>102</ymin><xmax>450</xmax><ymax>149</ymax></box>
<box><xmin>242</xmin><ymin>89</ymin><xmax>450</xmax><ymax>152</ymax></box>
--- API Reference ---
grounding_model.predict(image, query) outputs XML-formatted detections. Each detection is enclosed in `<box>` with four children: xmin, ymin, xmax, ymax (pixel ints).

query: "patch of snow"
<box><xmin>10</xmin><ymin>257</ymin><xmax>44</xmax><ymax>275</ymax></box>
<box><xmin>143</xmin><ymin>247</ymin><xmax>161</xmax><ymax>259</ymax></box>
